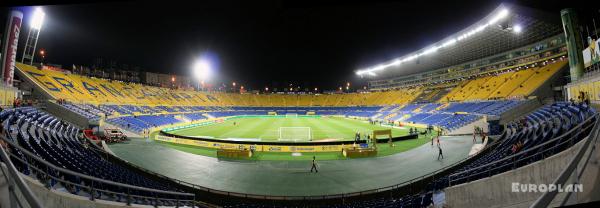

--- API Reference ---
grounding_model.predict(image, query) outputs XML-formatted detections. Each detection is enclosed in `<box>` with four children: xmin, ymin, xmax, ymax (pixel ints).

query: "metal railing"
<box><xmin>0</xmin><ymin>135</ymin><xmax>197</xmax><ymax>207</ymax></box>
<box><xmin>530</xmin><ymin>114</ymin><xmax>600</xmax><ymax>208</ymax></box>
<box><xmin>0</xmin><ymin>141</ymin><xmax>42</xmax><ymax>208</ymax></box>
<box><xmin>448</xmin><ymin>114</ymin><xmax>597</xmax><ymax>186</ymax></box>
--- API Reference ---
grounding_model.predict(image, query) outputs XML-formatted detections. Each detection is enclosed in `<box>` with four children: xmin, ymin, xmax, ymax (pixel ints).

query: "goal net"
<box><xmin>279</xmin><ymin>127</ymin><xmax>311</xmax><ymax>142</ymax></box>
<box><xmin>285</xmin><ymin>113</ymin><xmax>298</xmax><ymax>118</ymax></box>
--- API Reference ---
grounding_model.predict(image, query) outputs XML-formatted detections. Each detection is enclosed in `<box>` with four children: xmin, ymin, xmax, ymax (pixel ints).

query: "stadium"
<box><xmin>1</xmin><ymin>1</ymin><xmax>600</xmax><ymax>208</ymax></box>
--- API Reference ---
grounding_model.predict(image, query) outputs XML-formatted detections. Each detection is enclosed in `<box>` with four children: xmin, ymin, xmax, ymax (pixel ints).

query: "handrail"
<box><xmin>530</xmin><ymin>114</ymin><xmax>600</xmax><ymax>208</ymax></box>
<box><xmin>449</xmin><ymin>114</ymin><xmax>596</xmax><ymax>181</ymax></box>
<box><xmin>0</xmin><ymin>138</ymin><xmax>43</xmax><ymax>208</ymax></box>
<box><xmin>0</xmin><ymin>135</ymin><xmax>195</xmax><ymax>198</ymax></box>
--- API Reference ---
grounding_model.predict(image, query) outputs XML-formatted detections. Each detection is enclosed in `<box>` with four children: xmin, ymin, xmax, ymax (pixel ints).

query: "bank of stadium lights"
<box><xmin>193</xmin><ymin>59</ymin><xmax>211</xmax><ymax>81</ymax></box>
<box><xmin>22</xmin><ymin>7</ymin><xmax>46</xmax><ymax>65</ymax></box>
<box><xmin>31</xmin><ymin>7</ymin><xmax>45</xmax><ymax>30</ymax></box>
<box><xmin>356</xmin><ymin>8</ymin><xmax>510</xmax><ymax>77</ymax></box>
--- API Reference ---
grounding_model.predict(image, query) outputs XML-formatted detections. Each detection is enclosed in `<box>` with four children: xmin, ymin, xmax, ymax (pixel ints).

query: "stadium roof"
<box><xmin>356</xmin><ymin>3</ymin><xmax>564</xmax><ymax>79</ymax></box>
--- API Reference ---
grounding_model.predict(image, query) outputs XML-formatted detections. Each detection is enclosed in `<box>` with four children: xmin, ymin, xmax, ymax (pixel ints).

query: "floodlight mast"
<box><xmin>22</xmin><ymin>7</ymin><xmax>45</xmax><ymax>65</ymax></box>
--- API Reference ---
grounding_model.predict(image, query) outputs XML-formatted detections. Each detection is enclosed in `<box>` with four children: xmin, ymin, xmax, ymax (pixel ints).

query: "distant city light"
<box><xmin>233</xmin><ymin>82</ymin><xmax>236</xmax><ymax>87</ymax></box>
<box><xmin>31</xmin><ymin>7</ymin><xmax>45</xmax><ymax>30</ymax></box>
<box><xmin>265</xmin><ymin>87</ymin><xmax>269</xmax><ymax>91</ymax></box>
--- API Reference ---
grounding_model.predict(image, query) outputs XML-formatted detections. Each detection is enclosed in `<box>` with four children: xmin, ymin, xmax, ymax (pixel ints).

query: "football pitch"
<box><xmin>168</xmin><ymin>116</ymin><xmax>408</xmax><ymax>142</ymax></box>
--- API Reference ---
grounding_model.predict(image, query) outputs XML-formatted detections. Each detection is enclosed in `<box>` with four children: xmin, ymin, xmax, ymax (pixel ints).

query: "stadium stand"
<box><xmin>6</xmin><ymin>2</ymin><xmax>599</xmax><ymax>208</ymax></box>
<box><xmin>16</xmin><ymin>59</ymin><xmax>568</xmax><ymax>136</ymax></box>
<box><xmin>0</xmin><ymin>107</ymin><xmax>196</xmax><ymax>206</ymax></box>
<box><xmin>439</xmin><ymin>60</ymin><xmax>566</xmax><ymax>102</ymax></box>
<box><xmin>219</xmin><ymin>102</ymin><xmax>596</xmax><ymax>208</ymax></box>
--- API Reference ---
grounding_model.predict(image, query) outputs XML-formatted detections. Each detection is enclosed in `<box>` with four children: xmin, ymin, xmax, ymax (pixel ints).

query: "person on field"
<box><xmin>437</xmin><ymin>146</ymin><xmax>444</xmax><ymax>160</ymax></box>
<box><xmin>310</xmin><ymin>156</ymin><xmax>318</xmax><ymax>173</ymax></box>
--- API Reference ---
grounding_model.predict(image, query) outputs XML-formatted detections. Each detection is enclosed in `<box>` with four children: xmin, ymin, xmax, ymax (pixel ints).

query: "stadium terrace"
<box><xmin>0</xmin><ymin>2</ymin><xmax>600</xmax><ymax>208</ymax></box>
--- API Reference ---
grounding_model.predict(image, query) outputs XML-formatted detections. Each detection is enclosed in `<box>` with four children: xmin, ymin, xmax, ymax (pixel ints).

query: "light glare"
<box><xmin>193</xmin><ymin>59</ymin><xmax>211</xmax><ymax>81</ymax></box>
<box><xmin>31</xmin><ymin>8</ymin><xmax>45</xmax><ymax>30</ymax></box>
<box><xmin>356</xmin><ymin>6</ymin><xmax>511</xmax><ymax>76</ymax></box>
<box><xmin>513</xmin><ymin>25</ymin><xmax>522</xmax><ymax>33</ymax></box>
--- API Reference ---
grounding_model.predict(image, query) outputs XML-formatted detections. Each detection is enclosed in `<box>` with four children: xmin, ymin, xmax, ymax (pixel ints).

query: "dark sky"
<box><xmin>0</xmin><ymin>0</ymin><xmax>593</xmax><ymax>91</ymax></box>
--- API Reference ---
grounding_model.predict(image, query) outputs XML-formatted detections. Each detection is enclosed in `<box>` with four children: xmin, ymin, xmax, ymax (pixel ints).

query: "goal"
<box><xmin>279</xmin><ymin>127</ymin><xmax>312</xmax><ymax>142</ymax></box>
<box><xmin>285</xmin><ymin>113</ymin><xmax>298</xmax><ymax>118</ymax></box>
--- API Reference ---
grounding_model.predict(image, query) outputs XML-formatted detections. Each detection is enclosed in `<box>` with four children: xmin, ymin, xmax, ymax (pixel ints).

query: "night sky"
<box><xmin>0</xmin><ymin>0</ymin><xmax>591</xmax><ymax>91</ymax></box>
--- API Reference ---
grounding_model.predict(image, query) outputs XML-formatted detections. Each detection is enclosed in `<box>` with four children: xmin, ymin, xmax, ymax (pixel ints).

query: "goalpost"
<box><xmin>285</xmin><ymin>113</ymin><xmax>298</xmax><ymax>118</ymax></box>
<box><xmin>279</xmin><ymin>127</ymin><xmax>312</xmax><ymax>142</ymax></box>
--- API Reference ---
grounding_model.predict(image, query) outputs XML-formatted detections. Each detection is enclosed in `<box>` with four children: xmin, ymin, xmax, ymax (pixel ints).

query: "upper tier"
<box><xmin>16</xmin><ymin>60</ymin><xmax>566</xmax><ymax>106</ymax></box>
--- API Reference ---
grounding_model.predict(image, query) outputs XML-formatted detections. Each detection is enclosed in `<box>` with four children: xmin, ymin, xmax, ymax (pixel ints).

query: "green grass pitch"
<box><xmin>169</xmin><ymin>116</ymin><xmax>408</xmax><ymax>142</ymax></box>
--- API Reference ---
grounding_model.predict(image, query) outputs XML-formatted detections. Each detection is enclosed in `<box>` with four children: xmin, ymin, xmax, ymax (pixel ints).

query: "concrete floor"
<box><xmin>108</xmin><ymin>136</ymin><xmax>475</xmax><ymax>196</ymax></box>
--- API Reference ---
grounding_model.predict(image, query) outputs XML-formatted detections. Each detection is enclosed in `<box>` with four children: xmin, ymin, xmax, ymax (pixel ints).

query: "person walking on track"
<box><xmin>310</xmin><ymin>156</ymin><xmax>318</xmax><ymax>173</ymax></box>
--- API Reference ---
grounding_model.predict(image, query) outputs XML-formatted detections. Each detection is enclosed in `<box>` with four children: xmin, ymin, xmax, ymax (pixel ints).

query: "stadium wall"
<box><xmin>155</xmin><ymin>133</ymin><xmax>418</xmax><ymax>153</ymax></box>
<box><xmin>446</xmin><ymin>117</ymin><xmax>487</xmax><ymax>135</ymax></box>
<box><xmin>0</xmin><ymin>85</ymin><xmax>17</xmax><ymax>107</ymax></box>
<box><xmin>0</xmin><ymin>163</ymin><xmax>155</xmax><ymax>208</ymax></box>
<box><xmin>444</xmin><ymin>133</ymin><xmax>588</xmax><ymax>208</ymax></box>
<box><xmin>44</xmin><ymin>100</ymin><xmax>94</xmax><ymax>127</ymax></box>
<box><xmin>498</xmin><ymin>98</ymin><xmax>542</xmax><ymax>125</ymax></box>
<box><xmin>530</xmin><ymin>61</ymin><xmax>570</xmax><ymax>101</ymax></box>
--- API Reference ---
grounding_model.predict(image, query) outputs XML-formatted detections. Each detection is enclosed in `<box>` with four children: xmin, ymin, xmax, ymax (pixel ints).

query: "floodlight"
<box><xmin>422</xmin><ymin>47</ymin><xmax>439</xmax><ymax>55</ymax></box>
<box><xmin>355</xmin><ymin>5</ymin><xmax>511</xmax><ymax>77</ymax></box>
<box><xmin>31</xmin><ymin>8</ymin><xmax>45</xmax><ymax>30</ymax></box>
<box><xmin>442</xmin><ymin>39</ymin><xmax>457</xmax><ymax>47</ymax></box>
<box><xmin>513</xmin><ymin>25</ymin><xmax>522</xmax><ymax>33</ymax></box>
<box><xmin>488</xmin><ymin>9</ymin><xmax>509</xmax><ymax>25</ymax></box>
<box><xmin>193</xmin><ymin>59</ymin><xmax>211</xmax><ymax>81</ymax></box>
